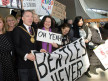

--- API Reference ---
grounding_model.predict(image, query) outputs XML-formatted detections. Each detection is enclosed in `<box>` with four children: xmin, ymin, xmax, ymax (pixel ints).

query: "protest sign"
<box><xmin>36</xmin><ymin>29</ymin><xmax>62</xmax><ymax>45</ymax></box>
<box><xmin>22</xmin><ymin>0</ymin><xmax>36</xmax><ymax>10</ymax></box>
<box><xmin>34</xmin><ymin>0</ymin><xmax>54</xmax><ymax>15</ymax></box>
<box><xmin>51</xmin><ymin>0</ymin><xmax>66</xmax><ymax>20</ymax></box>
<box><xmin>33</xmin><ymin>38</ymin><xmax>90</xmax><ymax>81</ymax></box>
<box><xmin>94</xmin><ymin>42</ymin><xmax>108</xmax><ymax>69</ymax></box>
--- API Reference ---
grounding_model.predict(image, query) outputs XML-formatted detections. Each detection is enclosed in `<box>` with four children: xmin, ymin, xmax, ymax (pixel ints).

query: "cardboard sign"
<box><xmin>37</xmin><ymin>29</ymin><xmax>62</xmax><ymax>45</ymax></box>
<box><xmin>33</xmin><ymin>38</ymin><xmax>90</xmax><ymax>81</ymax></box>
<box><xmin>51</xmin><ymin>0</ymin><xmax>66</xmax><ymax>20</ymax></box>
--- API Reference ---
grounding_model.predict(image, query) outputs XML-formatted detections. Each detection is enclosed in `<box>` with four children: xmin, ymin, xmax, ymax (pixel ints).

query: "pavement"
<box><xmin>76</xmin><ymin>68</ymin><xmax>108</xmax><ymax>81</ymax></box>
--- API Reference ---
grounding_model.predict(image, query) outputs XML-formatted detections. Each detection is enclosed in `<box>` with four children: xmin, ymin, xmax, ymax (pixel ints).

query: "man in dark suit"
<box><xmin>13</xmin><ymin>10</ymin><xmax>39</xmax><ymax>81</ymax></box>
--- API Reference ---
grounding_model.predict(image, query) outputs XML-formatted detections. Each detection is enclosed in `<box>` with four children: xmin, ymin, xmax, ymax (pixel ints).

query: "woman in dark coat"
<box><xmin>0</xmin><ymin>15</ymin><xmax>15</xmax><ymax>81</ymax></box>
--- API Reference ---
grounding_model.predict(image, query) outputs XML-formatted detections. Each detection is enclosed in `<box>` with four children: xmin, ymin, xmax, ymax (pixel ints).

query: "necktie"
<box><xmin>29</xmin><ymin>27</ymin><xmax>32</xmax><ymax>35</ymax></box>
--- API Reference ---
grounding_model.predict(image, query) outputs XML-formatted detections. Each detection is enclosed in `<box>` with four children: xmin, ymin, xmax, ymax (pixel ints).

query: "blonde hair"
<box><xmin>33</xmin><ymin>13</ymin><xmax>40</xmax><ymax>23</ymax></box>
<box><xmin>0</xmin><ymin>15</ymin><xmax>6</xmax><ymax>34</ymax></box>
<box><xmin>5</xmin><ymin>15</ymin><xmax>17</xmax><ymax>31</ymax></box>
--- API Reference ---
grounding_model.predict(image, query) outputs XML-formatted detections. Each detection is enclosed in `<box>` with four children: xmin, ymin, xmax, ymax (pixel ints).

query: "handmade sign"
<box><xmin>37</xmin><ymin>29</ymin><xmax>62</xmax><ymax>45</ymax></box>
<box><xmin>33</xmin><ymin>38</ymin><xmax>90</xmax><ymax>81</ymax></box>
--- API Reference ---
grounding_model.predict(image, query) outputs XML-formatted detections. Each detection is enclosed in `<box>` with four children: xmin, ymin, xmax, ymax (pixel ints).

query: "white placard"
<box><xmin>33</xmin><ymin>38</ymin><xmax>90</xmax><ymax>81</ymax></box>
<box><xmin>37</xmin><ymin>29</ymin><xmax>62</xmax><ymax>45</ymax></box>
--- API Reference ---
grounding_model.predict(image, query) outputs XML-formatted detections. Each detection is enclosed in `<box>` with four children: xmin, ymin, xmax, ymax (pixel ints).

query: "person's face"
<box><xmin>68</xmin><ymin>20</ymin><xmax>72</xmax><ymax>24</ymax></box>
<box><xmin>0</xmin><ymin>19</ymin><xmax>4</xmax><ymax>31</ymax></box>
<box><xmin>33</xmin><ymin>14</ymin><xmax>39</xmax><ymax>24</ymax></box>
<box><xmin>7</xmin><ymin>17</ymin><xmax>16</xmax><ymax>27</ymax></box>
<box><xmin>44</xmin><ymin>18</ymin><xmax>51</xmax><ymax>29</ymax></box>
<box><xmin>61</xmin><ymin>27</ymin><xmax>70</xmax><ymax>35</ymax></box>
<box><xmin>22</xmin><ymin>11</ymin><xmax>33</xmax><ymax>26</ymax></box>
<box><xmin>78</xmin><ymin>18</ymin><xmax>83</xmax><ymax>27</ymax></box>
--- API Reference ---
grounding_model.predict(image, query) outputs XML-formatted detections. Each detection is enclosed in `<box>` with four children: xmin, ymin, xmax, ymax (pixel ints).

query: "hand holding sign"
<box><xmin>40</xmin><ymin>49</ymin><xmax>47</xmax><ymax>53</ymax></box>
<box><xmin>27</xmin><ymin>53</ymin><xmax>35</xmax><ymax>61</ymax></box>
<box><xmin>51</xmin><ymin>42</ymin><xmax>58</xmax><ymax>48</ymax></box>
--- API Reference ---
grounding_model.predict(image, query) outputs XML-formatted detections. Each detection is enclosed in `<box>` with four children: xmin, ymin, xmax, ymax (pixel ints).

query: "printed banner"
<box><xmin>51</xmin><ymin>0</ymin><xmax>66</xmax><ymax>20</ymax></box>
<box><xmin>94</xmin><ymin>41</ymin><xmax>108</xmax><ymax>69</ymax></box>
<box><xmin>36</xmin><ymin>29</ymin><xmax>62</xmax><ymax>45</ymax></box>
<box><xmin>33</xmin><ymin>38</ymin><xmax>90</xmax><ymax>81</ymax></box>
<box><xmin>22</xmin><ymin>0</ymin><xmax>37</xmax><ymax>10</ymax></box>
<box><xmin>0</xmin><ymin>0</ymin><xmax>21</xmax><ymax>9</ymax></box>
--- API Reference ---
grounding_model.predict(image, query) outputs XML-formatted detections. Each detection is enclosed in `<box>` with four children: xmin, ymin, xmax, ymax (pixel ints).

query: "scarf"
<box><xmin>42</xmin><ymin>27</ymin><xmax>52</xmax><ymax>53</ymax></box>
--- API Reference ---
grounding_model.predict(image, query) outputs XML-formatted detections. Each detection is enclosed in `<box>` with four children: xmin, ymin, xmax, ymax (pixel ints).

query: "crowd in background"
<box><xmin>0</xmin><ymin>10</ymin><xmax>108</xmax><ymax>81</ymax></box>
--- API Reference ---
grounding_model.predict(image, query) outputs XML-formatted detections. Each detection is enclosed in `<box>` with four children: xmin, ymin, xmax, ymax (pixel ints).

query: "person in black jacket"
<box><xmin>0</xmin><ymin>15</ymin><xmax>15</xmax><ymax>81</ymax></box>
<box><xmin>13</xmin><ymin>10</ymin><xmax>39</xmax><ymax>81</ymax></box>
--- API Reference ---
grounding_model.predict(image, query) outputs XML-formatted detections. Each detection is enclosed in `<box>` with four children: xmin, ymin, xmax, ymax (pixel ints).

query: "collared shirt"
<box><xmin>23</xmin><ymin>24</ymin><xmax>31</xmax><ymax>34</ymax></box>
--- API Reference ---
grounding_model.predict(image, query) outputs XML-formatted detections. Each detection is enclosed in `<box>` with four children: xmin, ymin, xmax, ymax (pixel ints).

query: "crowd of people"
<box><xmin>0</xmin><ymin>10</ymin><xmax>108</xmax><ymax>81</ymax></box>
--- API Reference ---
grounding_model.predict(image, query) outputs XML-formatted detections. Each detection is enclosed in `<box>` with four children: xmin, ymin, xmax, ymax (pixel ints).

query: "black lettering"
<box><xmin>71</xmin><ymin>63</ymin><xmax>77</xmax><ymax>81</ymax></box>
<box><xmin>54</xmin><ymin>72</ymin><xmax>59</xmax><ymax>81</ymax></box>
<box><xmin>65</xmin><ymin>65</ymin><xmax>70</xmax><ymax>81</ymax></box>
<box><xmin>59</xmin><ymin>46</ymin><xmax>69</xmax><ymax>64</ymax></box>
<box><xmin>56</xmin><ymin>35</ymin><xmax>62</xmax><ymax>41</ymax></box>
<box><xmin>51</xmin><ymin>75</ymin><xmax>55</xmax><ymax>81</ymax></box>
<box><xmin>56</xmin><ymin>54</ymin><xmax>62</xmax><ymax>69</ymax></box>
<box><xmin>73</xmin><ymin>41</ymin><xmax>81</xmax><ymax>59</ymax></box>
<box><xmin>47</xmin><ymin>53</ymin><xmax>55</xmax><ymax>72</ymax></box>
<box><xmin>58</xmin><ymin>69</ymin><xmax>64</xmax><ymax>81</ymax></box>
<box><xmin>38</xmin><ymin>31</ymin><xmax>46</xmax><ymax>38</ymax></box>
<box><xmin>77</xmin><ymin>60</ymin><xmax>83</xmax><ymax>77</ymax></box>
<box><xmin>67</xmin><ymin>45</ymin><xmax>75</xmax><ymax>62</ymax></box>
<box><xmin>49</xmin><ymin>33</ymin><xmax>52</xmax><ymax>39</ymax></box>
<box><xmin>35</xmin><ymin>53</ymin><xmax>48</xmax><ymax>78</ymax></box>
<box><xmin>79</xmin><ymin>38</ymin><xmax>86</xmax><ymax>57</ymax></box>
<box><xmin>52</xmin><ymin>34</ymin><xmax>56</xmax><ymax>40</ymax></box>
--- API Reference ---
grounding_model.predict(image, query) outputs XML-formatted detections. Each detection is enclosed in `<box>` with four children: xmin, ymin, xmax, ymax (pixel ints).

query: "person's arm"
<box><xmin>86</xmin><ymin>28</ymin><xmax>92</xmax><ymax>42</ymax></box>
<box><xmin>91</xmin><ymin>29</ymin><xmax>105</xmax><ymax>44</ymax></box>
<box><xmin>51</xmin><ymin>43</ymin><xmax>58</xmax><ymax>48</ymax></box>
<box><xmin>13</xmin><ymin>27</ymin><xmax>28</xmax><ymax>60</ymax></box>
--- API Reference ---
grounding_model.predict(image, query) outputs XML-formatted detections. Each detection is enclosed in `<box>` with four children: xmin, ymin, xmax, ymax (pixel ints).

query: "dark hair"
<box><xmin>58</xmin><ymin>23</ymin><xmax>71</xmax><ymax>34</ymax></box>
<box><xmin>73</xmin><ymin>16</ymin><xmax>83</xmax><ymax>27</ymax></box>
<box><xmin>40</xmin><ymin>15</ymin><xmax>53</xmax><ymax>28</ymax></box>
<box><xmin>73</xmin><ymin>16</ymin><xmax>84</xmax><ymax>38</ymax></box>
<box><xmin>22</xmin><ymin>10</ymin><xmax>33</xmax><ymax>17</ymax></box>
<box><xmin>61</xmin><ymin>23</ymin><xmax>71</xmax><ymax>29</ymax></box>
